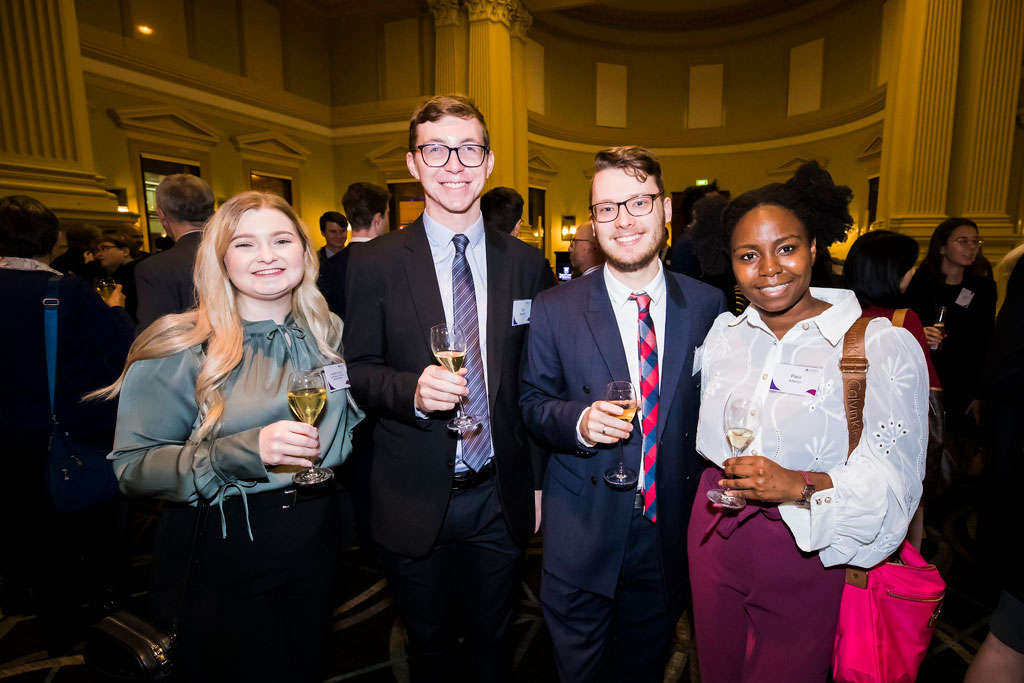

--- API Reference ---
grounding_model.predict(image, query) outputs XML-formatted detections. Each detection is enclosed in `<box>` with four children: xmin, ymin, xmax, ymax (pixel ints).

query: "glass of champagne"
<box><xmin>707</xmin><ymin>390</ymin><xmax>762</xmax><ymax>509</ymax></box>
<box><xmin>287</xmin><ymin>370</ymin><xmax>333</xmax><ymax>486</ymax></box>
<box><xmin>430</xmin><ymin>324</ymin><xmax>481</xmax><ymax>432</ymax></box>
<box><xmin>603</xmin><ymin>381</ymin><xmax>639</xmax><ymax>489</ymax></box>
<box><xmin>94</xmin><ymin>276</ymin><xmax>116</xmax><ymax>299</ymax></box>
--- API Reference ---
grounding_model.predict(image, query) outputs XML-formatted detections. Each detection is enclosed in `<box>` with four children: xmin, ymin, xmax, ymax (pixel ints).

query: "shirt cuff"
<box><xmin>576</xmin><ymin>408</ymin><xmax>596</xmax><ymax>448</ymax></box>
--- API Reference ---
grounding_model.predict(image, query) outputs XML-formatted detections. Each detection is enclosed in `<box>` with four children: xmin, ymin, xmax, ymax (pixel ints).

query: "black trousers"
<box><xmin>378</xmin><ymin>476</ymin><xmax>523</xmax><ymax>683</ymax></box>
<box><xmin>541</xmin><ymin>507</ymin><xmax>680</xmax><ymax>683</ymax></box>
<box><xmin>148</xmin><ymin>487</ymin><xmax>343</xmax><ymax>683</ymax></box>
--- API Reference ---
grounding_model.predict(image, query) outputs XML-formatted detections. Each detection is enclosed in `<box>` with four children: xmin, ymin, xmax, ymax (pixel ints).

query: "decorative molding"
<box><xmin>527</xmin><ymin>150</ymin><xmax>558</xmax><ymax>186</ymax></box>
<box><xmin>427</xmin><ymin>0</ymin><xmax>463</xmax><ymax>28</ymax></box>
<box><xmin>367</xmin><ymin>141</ymin><xmax>412</xmax><ymax>175</ymax></box>
<box><xmin>768</xmin><ymin>156</ymin><xmax>827</xmax><ymax>180</ymax></box>
<box><xmin>110</xmin><ymin>105</ymin><xmax>223</xmax><ymax>150</ymax></box>
<box><xmin>856</xmin><ymin>132</ymin><xmax>883</xmax><ymax>162</ymax></box>
<box><xmin>510</xmin><ymin>1</ymin><xmax>533</xmax><ymax>39</ymax></box>
<box><xmin>465</xmin><ymin>0</ymin><xmax>514</xmax><ymax>26</ymax></box>
<box><xmin>232</xmin><ymin>131</ymin><xmax>310</xmax><ymax>167</ymax></box>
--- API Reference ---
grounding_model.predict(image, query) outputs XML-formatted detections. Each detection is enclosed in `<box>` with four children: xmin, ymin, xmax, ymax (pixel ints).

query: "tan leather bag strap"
<box><xmin>891</xmin><ymin>308</ymin><xmax>908</xmax><ymax>328</ymax></box>
<box><xmin>840</xmin><ymin>317</ymin><xmax>871</xmax><ymax>462</ymax></box>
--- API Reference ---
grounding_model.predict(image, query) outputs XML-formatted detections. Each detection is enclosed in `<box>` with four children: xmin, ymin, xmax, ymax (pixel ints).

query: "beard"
<box><xmin>602</xmin><ymin>227</ymin><xmax>667</xmax><ymax>273</ymax></box>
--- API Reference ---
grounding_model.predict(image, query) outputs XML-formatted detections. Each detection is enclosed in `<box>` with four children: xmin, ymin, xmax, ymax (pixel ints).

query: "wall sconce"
<box><xmin>560</xmin><ymin>215</ymin><xmax>576</xmax><ymax>240</ymax></box>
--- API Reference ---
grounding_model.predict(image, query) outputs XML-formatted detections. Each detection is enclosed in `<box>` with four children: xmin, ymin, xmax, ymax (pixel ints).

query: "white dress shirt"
<box><xmin>576</xmin><ymin>263</ymin><xmax>667</xmax><ymax>490</ymax></box>
<box><xmin>696</xmin><ymin>288</ymin><xmax>928</xmax><ymax>568</ymax></box>
<box><xmin>422</xmin><ymin>210</ymin><xmax>492</xmax><ymax>469</ymax></box>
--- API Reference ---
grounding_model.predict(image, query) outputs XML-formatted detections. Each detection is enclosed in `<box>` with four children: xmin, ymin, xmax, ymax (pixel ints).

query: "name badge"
<box><xmin>323</xmin><ymin>363</ymin><xmax>350</xmax><ymax>392</ymax></box>
<box><xmin>769</xmin><ymin>363</ymin><xmax>822</xmax><ymax>396</ymax></box>
<box><xmin>512</xmin><ymin>299</ymin><xmax>532</xmax><ymax>326</ymax></box>
<box><xmin>693</xmin><ymin>345</ymin><xmax>703</xmax><ymax>377</ymax></box>
<box><xmin>955</xmin><ymin>288</ymin><xmax>975</xmax><ymax>308</ymax></box>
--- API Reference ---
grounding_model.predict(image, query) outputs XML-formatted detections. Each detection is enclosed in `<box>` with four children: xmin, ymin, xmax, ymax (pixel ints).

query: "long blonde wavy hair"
<box><xmin>92</xmin><ymin>191</ymin><xmax>342</xmax><ymax>441</ymax></box>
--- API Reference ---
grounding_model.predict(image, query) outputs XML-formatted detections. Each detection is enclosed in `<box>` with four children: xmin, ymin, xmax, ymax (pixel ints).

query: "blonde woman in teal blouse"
<box><xmin>96</xmin><ymin>191</ymin><xmax>362</xmax><ymax>682</ymax></box>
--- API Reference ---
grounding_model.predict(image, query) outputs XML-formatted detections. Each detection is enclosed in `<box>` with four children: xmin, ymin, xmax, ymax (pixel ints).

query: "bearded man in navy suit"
<box><xmin>520</xmin><ymin>146</ymin><xmax>725</xmax><ymax>682</ymax></box>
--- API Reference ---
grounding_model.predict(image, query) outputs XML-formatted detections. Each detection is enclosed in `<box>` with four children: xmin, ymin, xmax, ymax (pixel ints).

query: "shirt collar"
<box><xmin>423</xmin><ymin>210</ymin><xmax>485</xmax><ymax>252</ymax></box>
<box><xmin>602</xmin><ymin>261</ymin><xmax>666</xmax><ymax>308</ymax></box>
<box><xmin>728</xmin><ymin>287</ymin><xmax>862</xmax><ymax>346</ymax></box>
<box><xmin>0</xmin><ymin>256</ymin><xmax>61</xmax><ymax>275</ymax></box>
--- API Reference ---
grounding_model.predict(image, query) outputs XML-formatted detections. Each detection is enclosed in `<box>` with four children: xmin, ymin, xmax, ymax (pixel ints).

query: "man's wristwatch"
<box><xmin>796</xmin><ymin>471</ymin><xmax>816</xmax><ymax>509</ymax></box>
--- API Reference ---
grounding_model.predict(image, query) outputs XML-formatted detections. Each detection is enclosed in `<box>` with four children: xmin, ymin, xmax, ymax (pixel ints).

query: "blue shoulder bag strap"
<box><xmin>43</xmin><ymin>276</ymin><xmax>61</xmax><ymax>416</ymax></box>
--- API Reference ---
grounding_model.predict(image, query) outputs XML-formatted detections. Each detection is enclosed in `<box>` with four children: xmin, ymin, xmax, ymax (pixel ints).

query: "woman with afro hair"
<box><xmin>686</xmin><ymin>162</ymin><xmax>928</xmax><ymax>682</ymax></box>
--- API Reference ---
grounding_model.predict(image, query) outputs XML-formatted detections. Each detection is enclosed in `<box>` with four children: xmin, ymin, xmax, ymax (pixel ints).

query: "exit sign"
<box><xmin>695</xmin><ymin>179</ymin><xmax>710</xmax><ymax>186</ymax></box>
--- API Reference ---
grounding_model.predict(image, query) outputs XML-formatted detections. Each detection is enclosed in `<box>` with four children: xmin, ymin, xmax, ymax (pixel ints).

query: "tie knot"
<box><xmin>453</xmin><ymin>233</ymin><xmax>469</xmax><ymax>255</ymax></box>
<box><xmin>630</xmin><ymin>292</ymin><xmax>651</xmax><ymax>310</ymax></box>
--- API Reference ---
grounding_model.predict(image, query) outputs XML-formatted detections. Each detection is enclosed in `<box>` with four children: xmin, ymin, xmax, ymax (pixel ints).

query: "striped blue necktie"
<box><xmin>452</xmin><ymin>234</ymin><xmax>491</xmax><ymax>472</ymax></box>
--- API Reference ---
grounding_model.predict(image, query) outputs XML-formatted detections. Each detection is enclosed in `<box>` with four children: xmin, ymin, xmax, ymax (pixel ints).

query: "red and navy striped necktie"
<box><xmin>629</xmin><ymin>292</ymin><xmax>658</xmax><ymax>522</ymax></box>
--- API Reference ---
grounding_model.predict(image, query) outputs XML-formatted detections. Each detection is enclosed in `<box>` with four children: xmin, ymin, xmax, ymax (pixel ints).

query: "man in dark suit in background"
<box><xmin>344</xmin><ymin>94</ymin><xmax>554</xmax><ymax>682</ymax></box>
<box><xmin>320</xmin><ymin>182</ymin><xmax>390</xmax><ymax>319</ymax></box>
<box><xmin>520</xmin><ymin>146</ymin><xmax>725</xmax><ymax>682</ymax></box>
<box><xmin>317</xmin><ymin>210</ymin><xmax>348</xmax><ymax>265</ymax></box>
<box><xmin>134</xmin><ymin>174</ymin><xmax>214</xmax><ymax>334</ymax></box>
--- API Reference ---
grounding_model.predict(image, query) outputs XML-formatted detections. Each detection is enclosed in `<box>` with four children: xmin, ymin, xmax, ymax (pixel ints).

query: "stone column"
<box><xmin>466</xmin><ymin>0</ymin><xmax>515</xmax><ymax>189</ymax></box>
<box><xmin>946</xmin><ymin>0</ymin><xmax>1024</xmax><ymax>262</ymax></box>
<box><xmin>427</xmin><ymin>0</ymin><xmax>466</xmax><ymax>95</ymax></box>
<box><xmin>0</xmin><ymin>0</ymin><xmax>124</xmax><ymax>223</ymax></box>
<box><xmin>875</xmin><ymin>0</ymin><xmax>962</xmax><ymax>241</ymax></box>
<box><xmin>509</xmin><ymin>3</ymin><xmax>532</xmax><ymax>202</ymax></box>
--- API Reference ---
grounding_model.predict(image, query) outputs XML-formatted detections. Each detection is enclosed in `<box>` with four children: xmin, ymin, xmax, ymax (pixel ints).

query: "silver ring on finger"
<box><xmin>602</xmin><ymin>426</ymin><xmax>607</xmax><ymax>435</ymax></box>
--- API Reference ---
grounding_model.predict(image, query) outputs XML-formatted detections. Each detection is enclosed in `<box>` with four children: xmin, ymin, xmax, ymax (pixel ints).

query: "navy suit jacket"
<box><xmin>134</xmin><ymin>231</ymin><xmax>201</xmax><ymax>334</ymax></box>
<box><xmin>520</xmin><ymin>269</ymin><xmax>725</xmax><ymax>601</ymax></box>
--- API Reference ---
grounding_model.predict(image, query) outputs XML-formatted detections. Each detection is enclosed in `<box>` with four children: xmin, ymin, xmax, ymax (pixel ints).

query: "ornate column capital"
<box><xmin>465</xmin><ymin>0</ymin><xmax>514</xmax><ymax>26</ymax></box>
<box><xmin>427</xmin><ymin>0</ymin><xmax>462</xmax><ymax>28</ymax></box>
<box><xmin>510</xmin><ymin>1</ymin><xmax>532</xmax><ymax>40</ymax></box>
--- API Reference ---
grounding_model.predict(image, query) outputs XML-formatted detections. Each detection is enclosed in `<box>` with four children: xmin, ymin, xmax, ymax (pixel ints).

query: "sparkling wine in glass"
<box><xmin>94</xmin><ymin>276</ymin><xmax>116</xmax><ymax>299</ymax></box>
<box><xmin>287</xmin><ymin>370</ymin><xmax>333</xmax><ymax>486</ymax></box>
<box><xmin>707</xmin><ymin>390</ymin><xmax>762</xmax><ymax>509</ymax></box>
<box><xmin>430</xmin><ymin>324</ymin><xmax>481</xmax><ymax>432</ymax></box>
<box><xmin>603</xmin><ymin>381</ymin><xmax>639</xmax><ymax>489</ymax></box>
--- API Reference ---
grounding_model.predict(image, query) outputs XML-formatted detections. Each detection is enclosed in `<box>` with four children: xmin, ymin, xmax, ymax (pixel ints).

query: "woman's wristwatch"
<box><xmin>796</xmin><ymin>471</ymin><xmax>816</xmax><ymax>508</ymax></box>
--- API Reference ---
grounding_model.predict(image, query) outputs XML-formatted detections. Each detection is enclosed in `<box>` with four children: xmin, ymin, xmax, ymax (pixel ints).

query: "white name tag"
<box><xmin>955</xmin><ymin>288</ymin><xmax>975</xmax><ymax>308</ymax></box>
<box><xmin>693</xmin><ymin>345</ymin><xmax>703</xmax><ymax>377</ymax></box>
<box><xmin>512</xmin><ymin>299</ymin><xmax>532</xmax><ymax>326</ymax></box>
<box><xmin>323</xmin><ymin>363</ymin><xmax>350</xmax><ymax>392</ymax></box>
<box><xmin>769</xmin><ymin>363</ymin><xmax>822</xmax><ymax>396</ymax></box>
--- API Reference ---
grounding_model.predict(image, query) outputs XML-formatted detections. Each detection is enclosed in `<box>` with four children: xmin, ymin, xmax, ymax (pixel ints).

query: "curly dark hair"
<box><xmin>689</xmin><ymin>161</ymin><xmax>853</xmax><ymax>277</ymax></box>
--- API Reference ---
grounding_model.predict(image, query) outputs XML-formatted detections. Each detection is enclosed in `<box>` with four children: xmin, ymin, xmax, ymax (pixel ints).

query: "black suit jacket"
<box><xmin>520</xmin><ymin>270</ymin><xmax>725</xmax><ymax>601</ymax></box>
<box><xmin>318</xmin><ymin>242</ymin><xmax>361</xmax><ymax>320</ymax></box>
<box><xmin>343</xmin><ymin>216</ymin><xmax>555</xmax><ymax>557</ymax></box>
<box><xmin>133</xmin><ymin>231</ymin><xmax>202</xmax><ymax>334</ymax></box>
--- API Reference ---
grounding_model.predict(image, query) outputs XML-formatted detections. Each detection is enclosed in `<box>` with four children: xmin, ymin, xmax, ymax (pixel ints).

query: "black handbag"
<box><xmin>85</xmin><ymin>499</ymin><xmax>209</xmax><ymax>682</ymax></box>
<box><xmin>42</xmin><ymin>276</ymin><xmax>121</xmax><ymax>511</ymax></box>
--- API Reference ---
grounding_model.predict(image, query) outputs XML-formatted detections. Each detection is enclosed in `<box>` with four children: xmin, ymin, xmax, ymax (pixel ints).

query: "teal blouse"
<box><xmin>110</xmin><ymin>316</ymin><xmax>363</xmax><ymax>537</ymax></box>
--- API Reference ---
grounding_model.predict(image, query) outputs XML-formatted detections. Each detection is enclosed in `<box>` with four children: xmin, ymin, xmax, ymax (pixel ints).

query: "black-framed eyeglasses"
<box><xmin>590</xmin><ymin>193</ymin><xmax>663</xmax><ymax>223</ymax></box>
<box><xmin>415</xmin><ymin>143</ymin><xmax>489</xmax><ymax>168</ymax></box>
<box><xmin>953</xmin><ymin>237</ymin><xmax>984</xmax><ymax>248</ymax></box>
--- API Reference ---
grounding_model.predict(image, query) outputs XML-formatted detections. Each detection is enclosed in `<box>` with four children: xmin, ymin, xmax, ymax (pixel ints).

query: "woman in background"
<box><xmin>97</xmin><ymin>191</ymin><xmax>362</xmax><ymax>682</ymax></box>
<box><xmin>842</xmin><ymin>229</ymin><xmax>941</xmax><ymax>548</ymax></box>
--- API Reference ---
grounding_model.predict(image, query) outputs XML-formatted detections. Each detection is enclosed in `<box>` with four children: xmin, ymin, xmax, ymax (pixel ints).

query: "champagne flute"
<box><xmin>430</xmin><ymin>324</ymin><xmax>481</xmax><ymax>432</ymax></box>
<box><xmin>603</xmin><ymin>381</ymin><xmax>639</xmax><ymax>489</ymax></box>
<box><xmin>287</xmin><ymin>370</ymin><xmax>333</xmax><ymax>486</ymax></box>
<box><xmin>94</xmin><ymin>276</ymin><xmax>116</xmax><ymax>299</ymax></box>
<box><xmin>707</xmin><ymin>390</ymin><xmax>761</xmax><ymax>509</ymax></box>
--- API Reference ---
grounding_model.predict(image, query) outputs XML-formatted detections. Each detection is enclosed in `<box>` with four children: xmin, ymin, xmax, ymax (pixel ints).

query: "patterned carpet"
<box><xmin>0</xmin><ymin>480</ymin><xmax>998</xmax><ymax>682</ymax></box>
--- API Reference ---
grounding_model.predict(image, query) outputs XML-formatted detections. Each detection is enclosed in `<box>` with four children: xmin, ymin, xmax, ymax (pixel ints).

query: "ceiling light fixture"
<box><xmin>137</xmin><ymin>25</ymin><xmax>154</xmax><ymax>35</ymax></box>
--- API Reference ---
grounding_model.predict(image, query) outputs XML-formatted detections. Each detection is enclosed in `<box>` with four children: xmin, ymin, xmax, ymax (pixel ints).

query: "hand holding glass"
<box><xmin>94</xmin><ymin>276</ymin><xmax>116</xmax><ymax>299</ymax></box>
<box><xmin>603</xmin><ymin>381</ymin><xmax>639</xmax><ymax>489</ymax></box>
<box><xmin>430</xmin><ymin>324</ymin><xmax>481</xmax><ymax>432</ymax></box>
<box><xmin>287</xmin><ymin>370</ymin><xmax>333</xmax><ymax>486</ymax></box>
<box><xmin>707</xmin><ymin>391</ymin><xmax>761</xmax><ymax>509</ymax></box>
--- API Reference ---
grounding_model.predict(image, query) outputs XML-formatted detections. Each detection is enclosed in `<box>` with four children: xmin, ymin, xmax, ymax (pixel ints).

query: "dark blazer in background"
<box><xmin>133</xmin><ymin>231</ymin><xmax>202</xmax><ymax>334</ymax></box>
<box><xmin>343</xmin><ymin>216</ymin><xmax>555</xmax><ymax>558</ymax></box>
<box><xmin>520</xmin><ymin>270</ymin><xmax>725</xmax><ymax>603</ymax></box>
<box><xmin>318</xmin><ymin>241</ymin><xmax>359</xmax><ymax>321</ymax></box>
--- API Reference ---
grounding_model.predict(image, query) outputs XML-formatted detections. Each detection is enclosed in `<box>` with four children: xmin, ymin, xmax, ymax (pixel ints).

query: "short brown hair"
<box><xmin>408</xmin><ymin>94</ymin><xmax>489</xmax><ymax>152</ymax></box>
<box><xmin>592</xmin><ymin>146</ymin><xmax>665</xmax><ymax>201</ymax></box>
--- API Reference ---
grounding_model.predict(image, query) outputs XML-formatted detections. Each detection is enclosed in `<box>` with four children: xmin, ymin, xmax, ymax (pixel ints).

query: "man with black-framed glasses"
<box><xmin>344</xmin><ymin>94</ymin><xmax>554</xmax><ymax>682</ymax></box>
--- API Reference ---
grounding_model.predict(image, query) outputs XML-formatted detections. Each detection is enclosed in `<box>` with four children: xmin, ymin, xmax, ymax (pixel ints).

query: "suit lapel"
<box><xmin>657</xmin><ymin>274</ymin><xmax>691</xmax><ymax>437</ymax></box>
<box><xmin>485</xmin><ymin>230</ymin><xmax>510</xmax><ymax>410</ymax></box>
<box><xmin>584</xmin><ymin>272</ymin><xmax>631</xmax><ymax>383</ymax></box>
<box><xmin>401</xmin><ymin>219</ymin><xmax>447</xmax><ymax>351</ymax></box>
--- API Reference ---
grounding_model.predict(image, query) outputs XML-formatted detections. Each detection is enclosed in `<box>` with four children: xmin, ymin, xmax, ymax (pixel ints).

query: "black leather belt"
<box><xmin>451</xmin><ymin>461</ymin><xmax>495</xmax><ymax>490</ymax></box>
<box><xmin>247</xmin><ymin>482</ymin><xmax>335</xmax><ymax>510</ymax></box>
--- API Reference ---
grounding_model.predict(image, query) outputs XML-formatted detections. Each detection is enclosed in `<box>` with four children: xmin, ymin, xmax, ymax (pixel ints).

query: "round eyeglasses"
<box><xmin>590</xmin><ymin>193</ymin><xmax>663</xmax><ymax>223</ymax></box>
<box><xmin>415</xmin><ymin>143</ymin><xmax>489</xmax><ymax>168</ymax></box>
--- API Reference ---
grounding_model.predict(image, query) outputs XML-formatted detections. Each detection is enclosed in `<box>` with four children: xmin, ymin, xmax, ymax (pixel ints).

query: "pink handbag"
<box><xmin>831</xmin><ymin>318</ymin><xmax>946</xmax><ymax>683</ymax></box>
